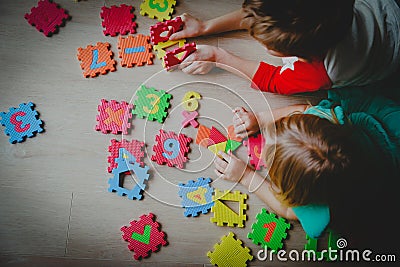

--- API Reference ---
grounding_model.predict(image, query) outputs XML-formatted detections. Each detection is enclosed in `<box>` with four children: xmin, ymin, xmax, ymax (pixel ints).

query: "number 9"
<box><xmin>182</xmin><ymin>91</ymin><xmax>201</xmax><ymax>112</ymax></box>
<box><xmin>162</xmin><ymin>138</ymin><xmax>180</xmax><ymax>159</ymax></box>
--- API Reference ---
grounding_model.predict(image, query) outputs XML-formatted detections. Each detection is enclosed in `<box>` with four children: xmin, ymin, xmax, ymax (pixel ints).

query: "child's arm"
<box><xmin>214</xmin><ymin>151</ymin><xmax>298</xmax><ymax>220</ymax></box>
<box><xmin>179</xmin><ymin>45</ymin><xmax>260</xmax><ymax>78</ymax></box>
<box><xmin>169</xmin><ymin>9</ymin><xmax>248</xmax><ymax>40</ymax></box>
<box><xmin>233</xmin><ymin>104</ymin><xmax>310</xmax><ymax>138</ymax></box>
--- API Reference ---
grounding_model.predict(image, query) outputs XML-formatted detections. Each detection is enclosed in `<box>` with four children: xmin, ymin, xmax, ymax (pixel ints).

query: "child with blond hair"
<box><xmin>171</xmin><ymin>0</ymin><xmax>400</xmax><ymax>94</ymax></box>
<box><xmin>214</xmin><ymin>87</ymin><xmax>399</xmax><ymax>249</ymax></box>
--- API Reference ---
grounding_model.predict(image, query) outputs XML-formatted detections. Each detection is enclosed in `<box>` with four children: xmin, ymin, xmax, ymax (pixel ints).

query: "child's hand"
<box><xmin>178</xmin><ymin>45</ymin><xmax>218</xmax><ymax>74</ymax></box>
<box><xmin>232</xmin><ymin>107</ymin><xmax>260</xmax><ymax>138</ymax></box>
<box><xmin>169</xmin><ymin>13</ymin><xmax>205</xmax><ymax>40</ymax></box>
<box><xmin>214</xmin><ymin>151</ymin><xmax>251</xmax><ymax>184</ymax></box>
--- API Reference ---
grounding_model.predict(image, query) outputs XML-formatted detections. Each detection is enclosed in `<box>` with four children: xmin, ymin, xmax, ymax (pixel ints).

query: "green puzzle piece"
<box><xmin>131</xmin><ymin>224</ymin><xmax>151</xmax><ymax>244</ymax></box>
<box><xmin>225</xmin><ymin>139</ymin><xmax>242</xmax><ymax>152</ymax></box>
<box><xmin>248</xmin><ymin>208</ymin><xmax>291</xmax><ymax>252</ymax></box>
<box><xmin>132</xmin><ymin>85</ymin><xmax>172</xmax><ymax>123</ymax></box>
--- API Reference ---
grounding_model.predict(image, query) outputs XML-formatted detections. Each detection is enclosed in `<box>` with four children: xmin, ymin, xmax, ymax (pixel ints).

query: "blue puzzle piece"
<box><xmin>0</xmin><ymin>102</ymin><xmax>43</xmax><ymax>144</ymax></box>
<box><xmin>108</xmin><ymin>148</ymin><xmax>150</xmax><ymax>200</ymax></box>
<box><xmin>178</xmin><ymin>177</ymin><xmax>214</xmax><ymax>217</ymax></box>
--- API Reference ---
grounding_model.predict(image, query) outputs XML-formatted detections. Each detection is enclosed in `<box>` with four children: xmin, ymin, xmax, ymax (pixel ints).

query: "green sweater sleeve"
<box><xmin>327</xmin><ymin>88</ymin><xmax>400</xmax><ymax>173</ymax></box>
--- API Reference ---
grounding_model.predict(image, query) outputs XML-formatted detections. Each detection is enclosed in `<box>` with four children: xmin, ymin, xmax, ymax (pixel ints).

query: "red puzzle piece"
<box><xmin>95</xmin><ymin>99</ymin><xmax>133</xmax><ymax>134</ymax></box>
<box><xmin>108</xmin><ymin>139</ymin><xmax>145</xmax><ymax>173</ymax></box>
<box><xmin>77</xmin><ymin>42</ymin><xmax>117</xmax><ymax>78</ymax></box>
<box><xmin>121</xmin><ymin>213</ymin><xmax>168</xmax><ymax>260</ymax></box>
<box><xmin>150</xmin><ymin>16</ymin><xmax>183</xmax><ymax>45</ymax></box>
<box><xmin>164</xmin><ymin>42</ymin><xmax>197</xmax><ymax>71</ymax></box>
<box><xmin>208</xmin><ymin>126</ymin><xmax>227</xmax><ymax>147</ymax></box>
<box><xmin>243</xmin><ymin>133</ymin><xmax>267</xmax><ymax>170</ymax></box>
<box><xmin>118</xmin><ymin>34</ymin><xmax>154</xmax><ymax>67</ymax></box>
<box><xmin>24</xmin><ymin>0</ymin><xmax>70</xmax><ymax>37</ymax></box>
<box><xmin>151</xmin><ymin>129</ymin><xmax>192</xmax><ymax>169</ymax></box>
<box><xmin>100</xmin><ymin>4</ymin><xmax>137</xmax><ymax>36</ymax></box>
<box><xmin>196</xmin><ymin>124</ymin><xmax>211</xmax><ymax>147</ymax></box>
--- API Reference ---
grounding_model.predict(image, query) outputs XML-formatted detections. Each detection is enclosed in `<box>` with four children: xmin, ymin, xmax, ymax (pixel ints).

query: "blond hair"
<box><xmin>263</xmin><ymin>114</ymin><xmax>351</xmax><ymax>207</ymax></box>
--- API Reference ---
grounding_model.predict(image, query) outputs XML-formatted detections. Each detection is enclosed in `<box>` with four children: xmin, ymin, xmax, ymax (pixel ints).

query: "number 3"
<box><xmin>143</xmin><ymin>93</ymin><xmax>160</xmax><ymax>114</ymax></box>
<box><xmin>149</xmin><ymin>0</ymin><xmax>169</xmax><ymax>12</ymax></box>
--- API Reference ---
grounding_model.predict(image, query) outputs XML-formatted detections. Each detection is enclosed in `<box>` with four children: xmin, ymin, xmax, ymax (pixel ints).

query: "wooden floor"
<box><xmin>0</xmin><ymin>1</ymin><xmax>329</xmax><ymax>266</ymax></box>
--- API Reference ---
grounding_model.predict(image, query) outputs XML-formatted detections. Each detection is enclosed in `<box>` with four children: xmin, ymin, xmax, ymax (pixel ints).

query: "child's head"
<box><xmin>242</xmin><ymin>0</ymin><xmax>354</xmax><ymax>60</ymax></box>
<box><xmin>262</xmin><ymin>114</ymin><xmax>352</xmax><ymax>207</ymax></box>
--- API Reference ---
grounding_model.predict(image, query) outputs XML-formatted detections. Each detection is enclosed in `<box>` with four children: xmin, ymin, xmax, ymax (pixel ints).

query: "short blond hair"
<box><xmin>263</xmin><ymin>114</ymin><xmax>352</xmax><ymax>207</ymax></box>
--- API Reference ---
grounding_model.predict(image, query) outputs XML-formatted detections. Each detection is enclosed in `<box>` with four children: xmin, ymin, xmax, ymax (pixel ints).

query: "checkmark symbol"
<box><xmin>131</xmin><ymin>225</ymin><xmax>151</xmax><ymax>244</ymax></box>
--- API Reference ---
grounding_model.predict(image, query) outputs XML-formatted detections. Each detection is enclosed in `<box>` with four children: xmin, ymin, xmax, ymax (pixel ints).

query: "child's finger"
<box><xmin>234</xmin><ymin>123</ymin><xmax>247</xmax><ymax>134</ymax></box>
<box><xmin>214</xmin><ymin>169</ymin><xmax>226</xmax><ymax>180</ymax></box>
<box><xmin>217</xmin><ymin>151</ymin><xmax>232</xmax><ymax>162</ymax></box>
<box><xmin>233</xmin><ymin>107</ymin><xmax>246</xmax><ymax>113</ymax></box>
<box><xmin>214</xmin><ymin>156</ymin><xmax>228</xmax><ymax>169</ymax></box>
<box><xmin>214</xmin><ymin>161</ymin><xmax>227</xmax><ymax>174</ymax></box>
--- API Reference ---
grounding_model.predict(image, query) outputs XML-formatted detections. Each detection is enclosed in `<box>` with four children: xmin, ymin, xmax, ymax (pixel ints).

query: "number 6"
<box><xmin>182</xmin><ymin>91</ymin><xmax>201</xmax><ymax>112</ymax></box>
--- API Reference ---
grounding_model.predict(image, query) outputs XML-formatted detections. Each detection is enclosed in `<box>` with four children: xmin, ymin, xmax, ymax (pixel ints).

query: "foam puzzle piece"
<box><xmin>121</xmin><ymin>213</ymin><xmax>168</xmax><ymax>260</ymax></box>
<box><xmin>207</xmin><ymin>232</ymin><xmax>253</xmax><ymax>267</ymax></box>
<box><xmin>77</xmin><ymin>42</ymin><xmax>116</xmax><ymax>78</ymax></box>
<box><xmin>210</xmin><ymin>189</ymin><xmax>248</xmax><ymax>228</ymax></box>
<box><xmin>118</xmin><ymin>34</ymin><xmax>154</xmax><ymax>67</ymax></box>
<box><xmin>108</xmin><ymin>139</ymin><xmax>145</xmax><ymax>173</ymax></box>
<box><xmin>108</xmin><ymin>148</ymin><xmax>150</xmax><ymax>200</ymax></box>
<box><xmin>227</xmin><ymin>124</ymin><xmax>243</xmax><ymax>142</ymax></box>
<box><xmin>225</xmin><ymin>139</ymin><xmax>242</xmax><ymax>153</ymax></box>
<box><xmin>151</xmin><ymin>129</ymin><xmax>192</xmax><ymax>169</ymax></box>
<box><xmin>164</xmin><ymin>42</ymin><xmax>196</xmax><ymax>71</ymax></box>
<box><xmin>181</xmin><ymin>111</ymin><xmax>199</xmax><ymax>128</ymax></box>
<box><xmin>243</xmin><ymin>133</ymin><xmax>267</xmax><ymax>170</ymax></box>
<box><xmin>100</xmin><ymin>4</ymin><xmax>137</xmax><ymax>36</ymax></box>
<box><xmin>304</xmin><ymin>230</ymin><xmax>340</xmax><ymax>261</ymax></box>
<box><xmin>139</xmin><ymin>0</ymin><xmax>176</xmax><ymax>21</ymax></box>
<box><xmin>131</xmin><ymin>85</ymin><xmax>172</xmax><ymax>123</ymax></box>
<box><xmin>0</xmin><ymin>102</ymin><xmax>44</xmax><ymax>144</ymax></box>
<box><xmin>95</xmin><ymin>99</ymin><xmax>133</xmax><ymax>134</ymax></box>
<box><xmin>25</xmin><ymin>0</ymin><xmax>70</xmax><ymax>37</ymax></box>
<box><xmin>208</xmin><ymin>142</ymin><xmax>227</xmax><ymax>158</ymax></box>
<box><xmin>153</xmin><ymin>39</ymin><xmax>186</xmax><ymax>59</ymax></box>
<box><xmin>195</xmin><ymin>124</ymin><xmax>210</xmax><ymax>147</ymax></box>
<box><xmin>247</xmin><ymin>208</ymin><xmax>291</xmax><ymax>252</ymax></box>
<box><xmin>181</xmin><ymin>91</ymin><xmax>201</xmax><ymax>112</ymax></box>
<box><xmin>178</xmin><ymin>177</ymin><xmax>214</xmax><ymax>217</ymax></box>
<box><xmin>150</xmin><ymin>16</ymin><xmax>183</xmax><ymax>45</ymax></box>
<box><xmin>208</xmin><ymin>126</ymin><xmax>227</xmax><ymax>147</ymax></box>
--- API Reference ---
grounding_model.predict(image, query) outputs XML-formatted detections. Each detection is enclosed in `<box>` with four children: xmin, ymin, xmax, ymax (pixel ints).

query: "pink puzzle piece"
<box><xmin>164</xmin><ymin>42</ymin><xmax>196</xmax><ymax>71</ymax></box>
<box><xmin>243</xmin><ymin>133</ymin><xmax>267</xmax><ymax>170</ymax></box>
<box><xmin>181</xmin><ymin>110</ymin><xmax>199</xmax><ymax>128</ymax></box>
<box><xmin>24</xmin><ymin>0</ymin><xmax>70</xmax><ymax>36</ymax></box>
<box><xmin>121</xmin><ymin>213</ymin><xmax>168</xmax><ymax>260</ymax></box>
<box><xmin>95</xmin><ymin>99</ymin><xmax>133</xmax><ymax>134</ymax></box>
<box><xmin>100</xmin><ymin>4</ymin><xmax>137</xmax><ymax>36</ymax></box>
<box><xmin>108</xmin><ymin>139</ymin><xmax>145</xmax><ymax>173</ymax></box>
<box><xmin>150</xmin><ymin>16</ymin><xmax>183</xmax><ymax>45</ymax></box>
<box><xmin>151</xmin><ymin>129</ymin><xmax>192</xmax><ymax>169</ymax></box>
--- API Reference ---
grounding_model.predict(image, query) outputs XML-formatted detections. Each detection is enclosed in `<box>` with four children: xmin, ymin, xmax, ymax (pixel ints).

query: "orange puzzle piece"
<box><xmin>77</xmin><ymin>42</ymin><xmax>116</xmax><ymax>78</ymax></box>
<box><xmin>118</xmin><ymin>34</ymin><xmax>154</xmax><ymax>67</ymax></box>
